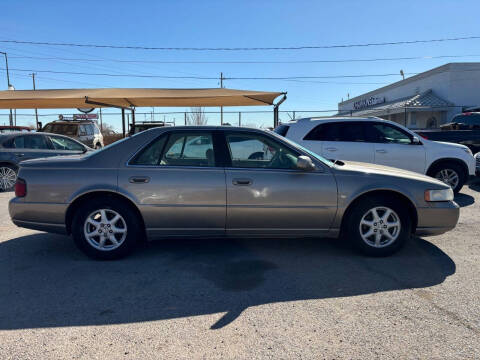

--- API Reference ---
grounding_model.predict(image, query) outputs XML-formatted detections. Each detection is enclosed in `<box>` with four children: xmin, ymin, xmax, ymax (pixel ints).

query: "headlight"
<box><xmin>463</xmin><ymin>147</ymin><xmax>473</xmax><ymax>156</ymax></box>
<box><xmin>425</xmin><ymin>188</ymin><xmax>454</xmax><ymax>202</ymax></box>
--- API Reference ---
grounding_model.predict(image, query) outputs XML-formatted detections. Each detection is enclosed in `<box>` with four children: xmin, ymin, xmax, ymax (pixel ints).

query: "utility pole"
<box><xmin>0</xmin><ymin>51</ymin><xmax>13</xmax><ymax>126</ymax></box>
<box><xmin>99</xmin><ymin>108</ymin><xmax>103</xmax><ymax>132</ymax></box>
<box><xmin>31</xmin><ymin>73</ymin><xmax>39</xmax><ymax>129</ymax></box>
<box><xmin>220</xmin><ymin>72</ymin><xmax>224</xmax><ymax>125</ymax></box>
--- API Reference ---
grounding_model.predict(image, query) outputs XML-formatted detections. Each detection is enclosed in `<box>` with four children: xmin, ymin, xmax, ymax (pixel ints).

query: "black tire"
<box><xmin>0</xmin><ymin>164</ymin><xmax>18</xmax><ymax>191</ymax></box>
<box><xmin>344</xmin><ymin>195</ymin><xmax>412</xmax><ymax>257</ymax></box>
<box><xmin>72</xmin><ymin>197</ymin><xmax>142</xmax><ymax>260</ymax></box>
<box><xmin>427</xmin><ymin>161</ymin><xmax>466</xmax><ymax>194</ymax></box>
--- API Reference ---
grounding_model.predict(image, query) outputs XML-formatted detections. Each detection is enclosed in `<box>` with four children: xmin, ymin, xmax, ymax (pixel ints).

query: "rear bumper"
<box><xmin>9</xmin><ymin>197</ymin><xmax>68</xmax><ymax>234</ymax></box>
<box><xmin>11</xmin><ymin>219</ymin><xmax>67</xmax><ymax>234</ymax></box>
<box><xmin>415</xmin><ymin>201</ymin><xmax>460</xmax><ymax>237</ymax></box>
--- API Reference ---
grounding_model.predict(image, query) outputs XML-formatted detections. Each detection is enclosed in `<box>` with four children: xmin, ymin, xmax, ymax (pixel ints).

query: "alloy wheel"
<box><xmin>83</xmin><ymin>209</ymin><xmax>127</xmax><ymax>251</ymax></box>
<box><xmin>435</xmin><ymin>169</ymin><xmax>459</xmax><ymax>190</ymax></box>
<box><xmin>0</xmin><ymin>166</ymin><xmax>17</xmax><ymax>191</ymax></box>
<box><xmin>359</xmin><ymin>206</ymin><xmax>401</xmax><ymax>248</ymax></box>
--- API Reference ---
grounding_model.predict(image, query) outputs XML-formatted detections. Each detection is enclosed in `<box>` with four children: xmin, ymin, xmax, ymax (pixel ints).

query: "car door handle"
<box><xmin>232</xmin><ymin>178</ymin><xmax>252</xmax><ymax>186</ymax></box>
<box><xmin>129</xmin><ymin>176</ymin><xmax>150</xmax><ymax>184</ymax></box>
<box><xmin>376</xmin><ymin>149</ymin><xmax>388</xmax><ymax>154</ymax></box>
<box><xmin>325</xmin><ymin>147</ymin><xmax>338</xmax><ymax>152</ymax></box>
<box><xmin>15</xmin><ymin>153</ymin><xmax>25</xmax><ymax>157</ymax></box>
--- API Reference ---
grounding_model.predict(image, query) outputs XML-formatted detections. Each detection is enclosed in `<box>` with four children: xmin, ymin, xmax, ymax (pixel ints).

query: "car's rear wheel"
<box><xmin>72</xmin><ymin>198</ymin><xmax>142</xmax><ymax>259</ymax></box>
<box><xmin>428</xmin><ymin>162</ymin><xmax>465</xmax><ymax>193</ymax></box>
<box><xmin>0</xmin><ymin>164</ymin><xmax>17</xmax><ymax>191</ymax></box>
<box><xmin>344</xmin><ymin>196</ymin><xmax>412</xmax><ymax>256</ymax></box>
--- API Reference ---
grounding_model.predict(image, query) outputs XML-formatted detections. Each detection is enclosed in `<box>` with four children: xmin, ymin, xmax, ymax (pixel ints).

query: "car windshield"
<box><xmin>273</xmin><ymin>133</ymin><xmax>335</xmax><ymax>167</ymax></box>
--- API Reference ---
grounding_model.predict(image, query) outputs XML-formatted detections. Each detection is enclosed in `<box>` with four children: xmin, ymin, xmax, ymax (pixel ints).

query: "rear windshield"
<box><xmin>43</xmin><ymin>123</ymin><xmax>78</xmax><ymax>136</ymax></box>
<box><xmin>273</xmin><ymin>124</ymin><xmax>290</xmax><ymax>137</ymax></box>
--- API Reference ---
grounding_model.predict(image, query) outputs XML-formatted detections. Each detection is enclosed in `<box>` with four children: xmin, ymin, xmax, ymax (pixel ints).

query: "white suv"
<box><xmin>275</xmin><ymin>117</ymin><xmax>476</xmax><ymax>193</ymax></box>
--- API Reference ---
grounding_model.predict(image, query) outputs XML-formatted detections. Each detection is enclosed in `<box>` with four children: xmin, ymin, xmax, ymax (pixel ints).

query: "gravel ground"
<box><xmin>0</xmin><ymin>180</ymin><xmax>479</xmax><ymax>359</ymax></box>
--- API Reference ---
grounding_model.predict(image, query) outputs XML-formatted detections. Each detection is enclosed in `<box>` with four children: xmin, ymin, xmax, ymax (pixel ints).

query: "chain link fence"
<box><xmin>0</xmin><ymin>110</ymin><xmax>338</xmax><ymax>132</ymax></box>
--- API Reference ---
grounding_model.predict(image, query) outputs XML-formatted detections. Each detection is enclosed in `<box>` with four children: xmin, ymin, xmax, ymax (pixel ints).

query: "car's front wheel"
<box><xmin>72</xmin><ymin>198</ymin><xmax>142</xmax><ymax>259</ymax></box>
<box><xmin>0</xmin><ymin>164</ymin><xmax>17</xmax><ymax>191</ymax></box>
<box><xmin>428</xmin><ymin>162</ymin><xmax>465</xmax><ymax>194</ymax></box>
<box><xmin>344</xmin><ymin>196</ymin><xmax>412</xmax><ymax>256</ymax></box>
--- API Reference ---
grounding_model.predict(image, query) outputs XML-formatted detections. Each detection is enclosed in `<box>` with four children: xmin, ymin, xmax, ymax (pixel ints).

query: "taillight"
<box><xmin>15</xmin><ymin>178</ymin><xmax>26</xmax><ymax>197</ymax></box>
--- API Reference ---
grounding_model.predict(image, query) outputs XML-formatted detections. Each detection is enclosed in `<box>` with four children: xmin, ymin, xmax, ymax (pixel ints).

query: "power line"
<box><xmin>1</xmin><ymin>36</ymin><xmax>479</xmax><ymax>51</ymax></box>
<box><xmin>8</xmin><ymin>54</ymin><xmax>480</xmax><ymax>64</ymax></box>
<box><xmin>0</xmin><ymin>67</ymin><xmax>417</xmax><ymax>80</ymax></box>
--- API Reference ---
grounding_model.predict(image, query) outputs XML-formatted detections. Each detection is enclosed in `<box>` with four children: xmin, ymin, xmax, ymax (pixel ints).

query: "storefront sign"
<box><xmin>354</xmin><ymin>96</ymin><xmax>386</xmax><ymax>110</ymax></box>
<box><xmin>73</xmin><ymin>114</ymin><xmax>98</xmax><ymax>120</ymax></box>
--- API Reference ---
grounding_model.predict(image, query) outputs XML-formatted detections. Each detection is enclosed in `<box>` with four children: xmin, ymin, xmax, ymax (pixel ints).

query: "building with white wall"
<box><xmin>338</xmin><ymin>63</ymin><xmax>480</xmax><ymax>129</ymax></box>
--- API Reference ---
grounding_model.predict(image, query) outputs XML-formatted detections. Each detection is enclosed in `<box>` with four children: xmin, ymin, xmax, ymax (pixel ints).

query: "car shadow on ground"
<box><xmin>0</xmin><ymin>234</ymin><xmax>455</xmax><ymax>331</ymax></box>
<box><xmin>468</xmin><ymin>178</ymin><xmax>480</xmax><ymax>192</ymax></box>
<box><xmin>454</xmin><ymin>193</ymin><xmax>475</xmax><ymax>207</ymax></box>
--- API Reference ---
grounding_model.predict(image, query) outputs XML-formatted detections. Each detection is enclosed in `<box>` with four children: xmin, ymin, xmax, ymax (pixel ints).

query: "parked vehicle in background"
<box><xmin>415</xmin><ymin>128</ymin><xmax>480</xmax><ymax>153</ymax></box>
<box><xmin>0</xmin><ymin>126</ymin><xmax>32</xmax><ymax>134</ymax></box>
<box><xmin>41</xmin><ymin>120</ymin><xmax>104</xmax><ymax>149</ymax></box>
<box><xmin>475</xmin><ymin>152</ymin><xmax>480</xmax><ymax>176</ymax></box>
<box><xmin>275</xmin><ymin>117</ymin><xmax>476</xmax><ymax>193</ymax></box>
<box><xmin>132</xmin><ymin>121</ymin><xmax>174</xmax><ymax>134</ymax></box>
<box><xmin>0</xmin><ymin>132</ymin><xmax>89</xmax><ymax>190</ymax></box>
<box><xmin>440</xmin><ymin>112</ymin><xmax>480</xmax><ymax>130</ymax></box>
<box><xmin>9</xmin><ymin>126</ymin><xmax>459</xmax><ymax>260</ymax></box>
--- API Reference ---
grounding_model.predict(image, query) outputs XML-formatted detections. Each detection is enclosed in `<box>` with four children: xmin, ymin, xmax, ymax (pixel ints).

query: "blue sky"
<box><xmin>1</xmin><ymin>0</ymin><xmax>480</xmax><ymax>128</ymax></box>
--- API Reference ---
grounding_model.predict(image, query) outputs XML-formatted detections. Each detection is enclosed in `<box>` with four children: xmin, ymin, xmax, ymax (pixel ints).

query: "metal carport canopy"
<box><xmin>0</xmin><ymin>88</ymin><xmax>285</xmax><ymax>109</ymax></box>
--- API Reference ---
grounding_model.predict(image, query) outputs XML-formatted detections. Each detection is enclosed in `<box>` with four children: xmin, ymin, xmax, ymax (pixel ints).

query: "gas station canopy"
<box><xmin>0</xmin><ymin>88</ymin><xmax>285</xmax><ymax>109</ymax></box>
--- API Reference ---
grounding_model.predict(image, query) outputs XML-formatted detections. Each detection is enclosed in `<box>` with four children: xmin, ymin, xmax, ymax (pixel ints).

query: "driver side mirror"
<box><xmin>297</xmin><ymin>155</ymin><xmax>316</xmax><ymax>171</ymax></box>
<box><xmin>412</xmin><ymin>136</ymin><xmax>421</xmax><ymax>145</ymax></box>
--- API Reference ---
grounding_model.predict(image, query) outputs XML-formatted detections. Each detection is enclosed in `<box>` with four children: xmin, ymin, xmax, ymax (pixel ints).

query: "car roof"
<box><xmin>45</xmin><ymin>120</ymin><xmax>97</xmax><ymax>125</ymax></box>
<box><xmin>144</xmin><ymin>125</ymin><xmax>270</xmax><ymax>134</ymax></box>
<box><xmin>284</xmin><ymin>116</ymin><xmax>405</xmax><ymax>128</ymax></box>
<box><xmin>0</xmin><ymin>131</ymin><xmax>81</xmax><ymax>139</ymax></box>
<box><xmin>292</xmin><ymin>116</ymin><xmax>386</xmax><ymax>123</ymax></box>
<box><xmin>0</xmin><ymin>125</ymin><xmax>31</xmax><ymax>130</ymax></box>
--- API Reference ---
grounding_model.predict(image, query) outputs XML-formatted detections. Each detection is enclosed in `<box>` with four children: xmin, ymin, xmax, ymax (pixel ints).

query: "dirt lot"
<box><xmin>0</xmin><ymin>181</ymin><xmax>479</xmax><ymax>359</ymax></box>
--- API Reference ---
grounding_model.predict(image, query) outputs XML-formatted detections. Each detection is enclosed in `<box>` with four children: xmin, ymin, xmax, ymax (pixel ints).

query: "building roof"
<box><xmin>0</xmin><ymin>88</ymin><xmax>285</xmax><ymax>109</ymax></box>
<box><xmin>339</xmin><ymin>90</ymin><xmax>452</xmax><ymax>117</ymax></box>
<box><xmin>338</xmin><ymin>62</ymin><xmax>480</xmax><ymax>107</ymax></box>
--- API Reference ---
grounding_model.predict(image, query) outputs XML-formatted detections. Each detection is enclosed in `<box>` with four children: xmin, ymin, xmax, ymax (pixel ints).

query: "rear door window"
<box><xmin>14</xmin><ymin>135</ymin><xmax>49</xmax><ymax>149</ymax></box>
<box><xmin>130</xmin><ymin>135</ymin><xmax>168</xmax><ymax>166</ymax></box>
<box><xmin>161</xmin><ymin>133</ymin><xmax>215</xmax><ymax>167</ymax></box>
<box><xmin>304</xmin><ymin>122</ymin><xmax>367</xmax><ymax>142</ymax></box>
<box><xmin>130</xmin><ymin>132</ymin><xmax>216</xmax><ymax>167</ymax></box>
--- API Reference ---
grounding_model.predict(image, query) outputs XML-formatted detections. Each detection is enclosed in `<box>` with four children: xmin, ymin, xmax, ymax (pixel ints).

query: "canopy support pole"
<box><xmin>131</xmin><ymin>109</ymin><xmax>135</xmax><ymax>135</ymax></box>
<box><xmin>273</xmin><ymin>93</ymin><xmax>287</xmax><ymax>128</ymax></box>
<box><xmin>121</xmin><ymin>108</ymin><xmax>126</xmax><ymax>138</ymax></box>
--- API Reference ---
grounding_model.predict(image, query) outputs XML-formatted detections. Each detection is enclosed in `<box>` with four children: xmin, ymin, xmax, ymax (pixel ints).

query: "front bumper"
<box><xmin>9</xmin><ymin>197</ymin><xmax>68</xmax><ymax>235</ymax></box>
<box><xmin>415</xmin><ymin>200</ymin><xmax>460</xmax><ymax>236</ymax></box>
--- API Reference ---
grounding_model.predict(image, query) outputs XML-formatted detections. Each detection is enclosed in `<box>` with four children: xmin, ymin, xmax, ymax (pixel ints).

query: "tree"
<box><xmin>100</xmin><ymin>122</ymin><xmax>116</xmax><ymax>136</ymax></box>
<box><xmin>186</xmin><ymin>107</ymin><xmax>208</xmax><ymax>126</ymax></box>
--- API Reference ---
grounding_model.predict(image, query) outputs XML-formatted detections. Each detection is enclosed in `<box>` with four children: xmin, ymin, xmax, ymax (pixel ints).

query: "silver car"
<box><xmin>9</xmin><ymin>126</ymin><xmax>459</xmax><ymax>259</ymax></box>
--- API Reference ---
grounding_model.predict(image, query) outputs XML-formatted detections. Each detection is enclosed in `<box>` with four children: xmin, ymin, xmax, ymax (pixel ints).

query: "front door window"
<box><xmin>226</xmin><ymin>133</ymin><xmax>299</xmax><ymax>169</ymax></box>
